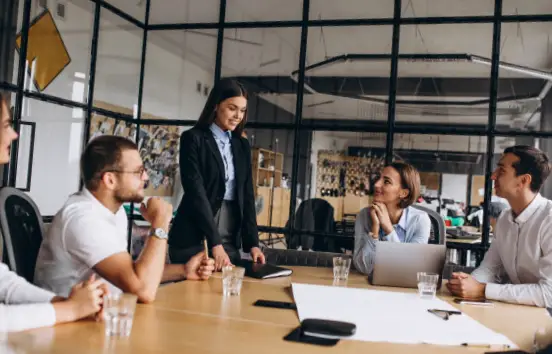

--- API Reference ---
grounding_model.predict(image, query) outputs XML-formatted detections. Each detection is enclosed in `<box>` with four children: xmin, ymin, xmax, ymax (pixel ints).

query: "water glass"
<box><xmin>533</xmin><ymin>324</ymin><xmax>552</xmax><ymax>353</ymax></box>
<box><xmin>417</xmin><ymin>272</ymin><xmax>439</xmax><ymax>299</ymax></box>
<box><xmin>222</xmin><ymin>266</ymin><xmax>245</xmax><ymax>296</ymax></box>
<box><xmin>103</xmin><ymin>293</ymin><xmax>138</xmax><ymax>337</ymax></box>
<box><xmin>333</xmin><ymin>257</ymin><xmax>351</xmax><ymax>281</ymax></box>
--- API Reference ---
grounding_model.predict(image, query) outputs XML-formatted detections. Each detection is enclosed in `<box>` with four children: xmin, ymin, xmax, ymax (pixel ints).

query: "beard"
<box><xmin>114</xmin><ymin>187</ymin><xmax>144</xmax><ymax>204</ymax></box>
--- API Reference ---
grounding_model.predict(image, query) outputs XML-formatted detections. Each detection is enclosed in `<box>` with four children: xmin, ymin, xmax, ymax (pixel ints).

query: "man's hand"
<box><xmin>211</xmin><ymin>245</ymin><xmax>232</xmax><ymax>271</ymax></box>
<box><xmin>140</xmin><ymin>197</ymin><xmax>173</xmax><ymax>230</ymax></box>
<box><xmin>446</xmin><ymin>272</ymin><xmax>487</xmax><ymax>300</ymax></box>
<box><xmin>250</xmin><ymin>247</ymin><xmax>266</xmax><ymax>264</ymax></box>
<box><xmin>184</xmin><ymin>252</ymin><xmax>215</xmax><ymax>280</ymax></box>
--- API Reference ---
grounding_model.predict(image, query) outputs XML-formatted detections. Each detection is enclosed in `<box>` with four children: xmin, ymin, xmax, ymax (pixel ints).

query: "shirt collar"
<box><xmin>509</xmin><ymin>193</ymin><xmax>545</xmax><ymax>224</ymax></box>
<box><xmin>81</xmin><ymin>188</ymin><xmax>122</xmax><ymax>218</ymax></box>
<box><xmin>210</xmin><ymin>123</ymin><xmax>231</xmax><ymax>142</ymax></box>
<box><xmin>397</xmin><ymin>207</ymin><xmax>408</xmax><ymax>231</ymax></box>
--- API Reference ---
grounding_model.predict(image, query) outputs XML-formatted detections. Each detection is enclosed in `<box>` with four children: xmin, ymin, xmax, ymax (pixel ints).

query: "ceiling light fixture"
<box><xmin>469</xmin><ymin>55</ymin><xmax>552</xmax><ymax>81</ymax></box>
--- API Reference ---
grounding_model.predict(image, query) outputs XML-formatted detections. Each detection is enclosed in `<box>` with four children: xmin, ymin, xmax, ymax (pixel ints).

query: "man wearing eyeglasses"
<box><xmin>35</xmin><ymin>136</ymin><xmax>215</xmax><ymax>303</ymax></box>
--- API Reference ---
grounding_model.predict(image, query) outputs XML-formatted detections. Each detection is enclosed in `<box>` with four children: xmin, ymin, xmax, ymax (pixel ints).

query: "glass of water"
<box><xmin>417</xmin><ymin>272</ymin><xmax>439</xmax><ymax>299</ymax></box>
<box><xmin>222</xmin><ymin>266</ymin><xmax>245</xmax><ymax>296</ymax></box>
<box><xmin>533</xmin><ymin>323</ymin><xmax>552</xmax><ymax>353</ymax></box>
<box><xmin>103</xmin><ymin>293</ymin><xmax>138</xmax><ymax>337</ymax></box>
<box><xmin>333</xmin><ymin>257</ymin><xmax>352</xmax><ymax>281</ymax></box>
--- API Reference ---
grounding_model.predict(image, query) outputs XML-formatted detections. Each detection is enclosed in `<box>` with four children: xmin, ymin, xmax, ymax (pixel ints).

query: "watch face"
<box><xmin>154</xmin><ymin>228</ymin><xmax>168</xmax><ymax>239</ymax></box>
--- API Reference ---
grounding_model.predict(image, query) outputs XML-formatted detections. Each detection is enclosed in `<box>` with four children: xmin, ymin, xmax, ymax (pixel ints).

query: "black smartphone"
<box><xmin>253</xmin><ymin>299</ymin><xmax>297</xmax><ymax>310</ymax></box>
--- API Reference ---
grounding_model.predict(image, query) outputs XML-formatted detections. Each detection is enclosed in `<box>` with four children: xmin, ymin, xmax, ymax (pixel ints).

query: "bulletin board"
<box><xmin>89</xmin><ymin>101</ymin><xmax>181</xmax><ymax>197</ymax></box>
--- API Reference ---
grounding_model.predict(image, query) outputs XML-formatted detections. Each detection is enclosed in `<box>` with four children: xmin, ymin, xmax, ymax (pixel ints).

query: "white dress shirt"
<box><xmin>472</xmin><ymin>193</ymin><xmax>552</xmax><ymax>307</ymax></box>
<box><xmin>35</xmin><ymin>188</ymin><xmax>128</xmax><ymax>297</ymax></box>
<box><xmin>0</xmin><ymin>262</ymin><xmax>56</xmax><ymax>332</ymax></box>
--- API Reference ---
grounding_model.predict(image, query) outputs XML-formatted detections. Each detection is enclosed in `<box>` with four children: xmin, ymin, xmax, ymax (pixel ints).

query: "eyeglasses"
<box><xmin>106</xmin><ymin>166</ymin><xmax>147</xmax><ymax>177</ymax></box>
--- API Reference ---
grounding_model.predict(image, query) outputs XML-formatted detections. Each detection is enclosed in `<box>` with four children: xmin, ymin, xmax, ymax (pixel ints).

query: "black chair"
<box><xmin>0</xmin><ymin>187</ymin><xmax>45</xmax><ymax>282</ymax></box>
<box><xmin>412</xmin><ymin>205</ymin><xmax>446</xmax><ymax>245</ymax></box>
<box><xmin>285</xmin><ymin>198</ymin><xmax>336</xmax><ymax>252</ymax></box>
<box><xmin>263</xmin><ymin>248</ymin><xmax>350</xmax><ymax>268</ymax></box>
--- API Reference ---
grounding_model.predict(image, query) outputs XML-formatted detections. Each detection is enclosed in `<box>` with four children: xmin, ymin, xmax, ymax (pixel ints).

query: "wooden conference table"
<box><xmin>4</xmin><ymin>267</ymin><xmax>549</xmax><ymax>353</ymax></box>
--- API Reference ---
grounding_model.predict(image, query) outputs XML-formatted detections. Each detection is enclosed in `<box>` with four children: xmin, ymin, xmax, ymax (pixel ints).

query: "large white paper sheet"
<box><xmin>292</xmin><ymin>283</ymin><xmax>516</xmax><ymax>347</ymax></box>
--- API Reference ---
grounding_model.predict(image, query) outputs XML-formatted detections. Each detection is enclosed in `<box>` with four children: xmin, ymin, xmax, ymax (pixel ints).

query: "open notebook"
<box><xmin>239</xmin><ymin>261</ymin><xmax>293</xmax><ymax>279</ymax></box>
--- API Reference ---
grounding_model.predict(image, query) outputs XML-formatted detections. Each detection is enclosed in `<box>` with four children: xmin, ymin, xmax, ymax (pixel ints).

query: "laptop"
<box><xmin>371</xmin><ymin>243</ymin><xmax>446</xmax><ymax>288</ymax></box>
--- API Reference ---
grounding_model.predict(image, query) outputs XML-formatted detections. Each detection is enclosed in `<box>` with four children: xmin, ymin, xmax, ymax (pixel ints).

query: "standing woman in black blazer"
<box><xmin>169</xmin><ymin>78</ymin><xmax>266</xmax><ymax>270</ymax></box>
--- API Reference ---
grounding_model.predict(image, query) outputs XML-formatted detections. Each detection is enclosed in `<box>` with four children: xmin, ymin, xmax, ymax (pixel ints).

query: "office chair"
<box><xmin>0</xmin><ymin>187</ymin><xmax>45</xmax><ymax>282</ymax></box>
<box><xmin>412</xmin><ymin>204</ymin><xmax>446</xmax><ymax>245</ymax></box>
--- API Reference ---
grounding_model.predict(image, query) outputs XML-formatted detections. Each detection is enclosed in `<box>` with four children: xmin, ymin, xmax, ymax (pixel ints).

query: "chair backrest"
<box><xmin>412</xmin><ymin>204</ymin><xmax>446</xmax><ymax>245</ymax></box>
<box><xmin>263</xmin><ymin>248</ymin><xmax>350</xmax><ymax>268</ymax></box>
<box><xmin>0</xmin><ymin>187</ymin><xmax>45</xmax><ymax>282</ymax></box>
<box><xmin>286</xmin><ymin>198</ymin><xmax>336</xmax><ymax>251</ymax></box>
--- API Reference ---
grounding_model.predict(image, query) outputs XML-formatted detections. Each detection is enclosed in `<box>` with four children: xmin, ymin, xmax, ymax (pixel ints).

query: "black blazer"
<box><xmin>168</xmin><ymin>127</ymin><xmax>259</xmax><ymax>252</ymax></box>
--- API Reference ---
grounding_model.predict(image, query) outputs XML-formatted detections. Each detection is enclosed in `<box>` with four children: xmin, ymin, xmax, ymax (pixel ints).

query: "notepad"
<box><xmin>240</xmin><ymin>261</ymin><xmax>293</xmax><ymax>279</ymax></box>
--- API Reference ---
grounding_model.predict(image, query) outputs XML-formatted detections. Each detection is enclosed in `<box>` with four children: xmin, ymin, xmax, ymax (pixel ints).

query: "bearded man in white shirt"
<box><xmin>448</xmin><ymin>145</ymin><xmax>552</xmax><ymax>307</ymax></box>
<box><xmin>35</xmin><ymin>135</ymin><xmax>215</xmax><ymax>303</ymax></box>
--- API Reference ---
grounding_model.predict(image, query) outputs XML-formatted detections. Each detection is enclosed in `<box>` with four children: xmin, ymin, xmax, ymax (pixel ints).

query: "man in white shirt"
<box><xmin>0</xmin><ymin>92</ymin><xmax>105</xmax><ymax>332</ymax></box>
<box><xmin>35</xmin><ymin>135</ymin><xmax>214</xmax><ymax>303</ymax></box>
<box><xmin>448</xmin><ymin>145</ymin><xmax>552</xmax><ymax>307</ymax></box>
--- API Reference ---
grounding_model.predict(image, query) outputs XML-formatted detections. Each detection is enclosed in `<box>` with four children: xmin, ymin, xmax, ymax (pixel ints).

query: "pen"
<box><xmin>461</xmin><ymin>343</ymin><xmax>510</xmax><ymax>349</ymax></box>
<box><xmin>203</xmin><ymin>238</ymin><xmax>209</xmax><ymax>259</ymax></box>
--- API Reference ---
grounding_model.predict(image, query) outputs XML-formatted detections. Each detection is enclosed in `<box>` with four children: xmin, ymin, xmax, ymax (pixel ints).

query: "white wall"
<box><xmin>441</xmin><ymin>174</ymin><xmax>469</xmax><ymax>205</ymax></box>
<box><xmin>12</xmin><ymin>1</ymin><xmax>212</xmax><ymax>215</ymax></box>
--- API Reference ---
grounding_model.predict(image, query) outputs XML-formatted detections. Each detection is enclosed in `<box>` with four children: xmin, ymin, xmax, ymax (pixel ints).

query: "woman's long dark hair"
<box><xmin>195</xmin><ymin>78</ymin><xmax>248</xmax><ymax>137</ymax></box>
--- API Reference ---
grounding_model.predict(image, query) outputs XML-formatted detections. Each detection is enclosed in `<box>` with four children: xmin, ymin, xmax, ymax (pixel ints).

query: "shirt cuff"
<box><xmin>485</xmin><ymin>283</ymin><xmax>501</xmax><ymax>300</ymax></box>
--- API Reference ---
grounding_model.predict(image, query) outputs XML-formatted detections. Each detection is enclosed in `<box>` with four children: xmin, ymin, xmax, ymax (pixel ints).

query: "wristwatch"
<box><xmin>150</xmin><ymin>228</ymin><xmax>168</xmax><ymax>240</ymax></box>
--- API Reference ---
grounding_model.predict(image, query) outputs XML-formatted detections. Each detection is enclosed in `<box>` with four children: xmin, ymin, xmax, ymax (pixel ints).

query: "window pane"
<box><xmin>398</xmin><ymin>24</ymin><xmax>492</xmax><ymax>128</ymax></box>
<box><xmin>104</xmin><ymin>0</ymin><xmax>146</xmax><ymax>23</ymax></box>
<box><xmin>11</xmin><ymin>0</ymin><xmax>94</xmax><ymax>104</ymax></box>
<box><xmin>19</xmin><ymin>97</ymin><xmax>84</xmax><ymax>216</ymax></box>
<box><xmin>246</xmin><ymin>128</ymin><xmax>296</xmax><ymax>231</ymax></box>
<box><xmin>304</xmin><ymin>26</ymin><xmax>393</xmax><ymax>126</ymax></box>
<box><xmin>95</xmin><ymin>9</ymin><xmax>142</xmax><ymax>112</ymax></box>
<box><xmin>502</xmin><ymin>1</ymin><xmax>552</xmax><ymax>16</ymax></box>
<box><xmin>496</xmin><ymin>21</ymin><xmax>552</xmax><ymax>133</ymax></box>
<box><xmin>394</xmin><ymin>133</ymin><xmax>488</xmax><ymax>260</ymax></box>
<box><xmin>401</xmin><ymin>0</ymin><xmax>494</xmax><ymax>18</ymax></box>
<box><xmin>310</xmin><ymin>0</ymin><xmax>393</xmax><ymax>20</ymax></box>
<box><xmin>143</xmin><ymin>29</ymin><xmax>217</xmax><ymax>121</ymax></box>
<box><xmin>221</xmin><ymin>27</ymin><xmax>301</xmax><ymax>123</ymax></box>
<box><xmin>226</xmin><ymin>0</ymin><xmax>302</xmax><ymax>22</ymax></box>
<box><xmin>150</xmin><ymin>0</ymin><xmax>219</xmax><ymax>24</ymax></box>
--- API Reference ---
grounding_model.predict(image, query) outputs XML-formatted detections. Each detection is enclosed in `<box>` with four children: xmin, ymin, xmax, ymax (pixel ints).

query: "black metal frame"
<box><xmin>3</xmin><ymin>0</ymin><xmax>552</xmax><ymax>261</ymax></box>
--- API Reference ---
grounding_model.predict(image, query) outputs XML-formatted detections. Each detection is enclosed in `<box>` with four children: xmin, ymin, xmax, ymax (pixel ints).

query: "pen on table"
<box><xmin>461</xmin><ymin>343</ymin><xmax>510</xmax><ymax>349</ymax></box>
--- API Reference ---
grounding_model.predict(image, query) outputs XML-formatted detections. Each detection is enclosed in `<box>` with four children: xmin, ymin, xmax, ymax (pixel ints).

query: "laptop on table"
<box><xmin>371</xmin><ymin>243</ymin><xmax>446</xmax><ymax>289</ymax></box>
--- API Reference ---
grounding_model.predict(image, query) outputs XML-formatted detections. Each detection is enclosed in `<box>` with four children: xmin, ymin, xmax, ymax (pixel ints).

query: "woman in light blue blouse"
<box><xmin>353</xmin><ymin>162</ymin><xmax>431</xmax><ymax>275</ymax></box>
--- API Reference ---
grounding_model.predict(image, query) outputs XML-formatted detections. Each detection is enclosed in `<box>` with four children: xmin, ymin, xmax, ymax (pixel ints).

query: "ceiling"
<box><xmin>105</xmin><ymin>0</ymin><xmax>552</xmax><ymax>24</ymax></box>
<box><xmin>84</xmin><ymin>0</ymin><xmax>552</xmax><ymax>128</ymax></box>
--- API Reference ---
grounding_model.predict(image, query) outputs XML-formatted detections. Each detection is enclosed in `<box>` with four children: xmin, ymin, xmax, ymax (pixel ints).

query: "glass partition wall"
<box><xmin>2</xmin><ymin>0</ymin><xmax>552</xmax><ymax>266</ymax></box>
